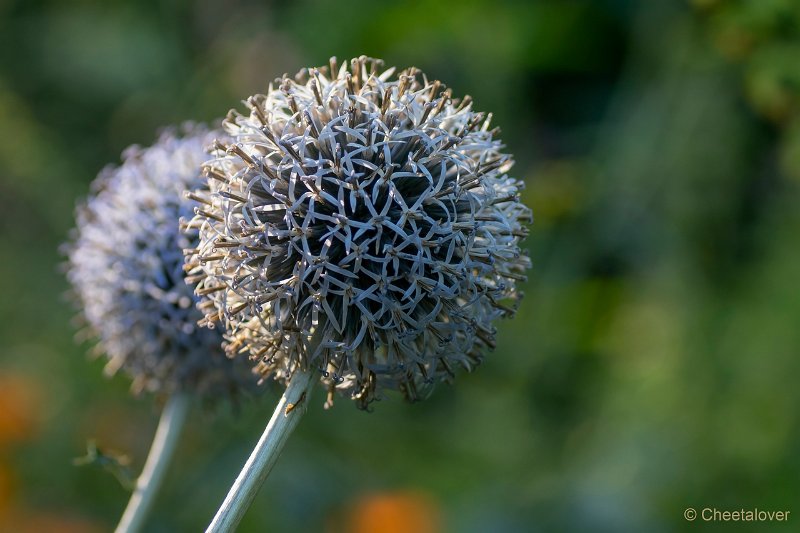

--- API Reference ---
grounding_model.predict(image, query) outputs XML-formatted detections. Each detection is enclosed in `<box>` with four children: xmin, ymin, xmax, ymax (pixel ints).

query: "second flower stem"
<box><xmin>206</xmin><ymin>368</ymin><xmax>315</xmax><ymax>533</ymax></box>
<box><xmin>115</xmin><ymin>392</ymin><xmax>191</xmax><ymax>533</ymax></box>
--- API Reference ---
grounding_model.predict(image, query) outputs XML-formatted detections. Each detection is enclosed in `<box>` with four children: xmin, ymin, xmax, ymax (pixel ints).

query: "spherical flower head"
<box><xmin>185</xmin><ymin>57</ymin><xmax>532</xmax><ymax>409</ymax></box>
<box><xmin>66</xmin><ymin>125</ymin><xmax>254</xmax><ymax>400</ymax></box>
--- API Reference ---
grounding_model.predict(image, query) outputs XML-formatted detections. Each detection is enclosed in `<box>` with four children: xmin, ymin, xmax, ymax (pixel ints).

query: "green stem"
<box><xmin>115</xmin><ymin>392</ymin><xmax>191</xmax><ymax>533</ymax></box>
<box><xmin>206</xmin><ymin>369</ymin><xmax>315</xmax><ymax>533</ymax></box>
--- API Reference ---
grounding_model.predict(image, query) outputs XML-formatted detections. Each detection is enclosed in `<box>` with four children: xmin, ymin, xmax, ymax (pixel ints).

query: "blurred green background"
<box><xmin>2</xmin><ymin>0</ymin><xmax>800</xmax><ymax>531</ymax></box>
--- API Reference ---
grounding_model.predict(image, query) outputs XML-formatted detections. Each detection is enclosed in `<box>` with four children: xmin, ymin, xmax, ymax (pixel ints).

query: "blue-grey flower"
<box><xmin>67</xmin><ymin>126</ymin><xmax>254</xmax><ymax>399</ymax></box>
<box><xmin>185</xmin><ymin>57</ymin><xmax>532</xmax><ymax>408</ymax></box>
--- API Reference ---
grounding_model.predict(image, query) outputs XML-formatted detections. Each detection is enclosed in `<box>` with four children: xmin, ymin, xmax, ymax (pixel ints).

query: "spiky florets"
<box><xmin>185</xmin><ymin>57</ymin><xmax>532</xmax><ymax>408</ymax></box>
<box><xmin>67</xmin><ymin>126</ymin><xmax>254</xmax><ymax>399</ymax></box>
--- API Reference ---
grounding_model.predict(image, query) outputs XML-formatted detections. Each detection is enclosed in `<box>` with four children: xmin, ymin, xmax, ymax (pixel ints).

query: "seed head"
<box><xmin>66</xmin><ymin>126</ymin><xmax>254</xmax><ymax>399</ymax></box>
<box><xmin>185</xmin><ymin>57</ymin><xmax>532</xmax><ymax>408</ymax></box>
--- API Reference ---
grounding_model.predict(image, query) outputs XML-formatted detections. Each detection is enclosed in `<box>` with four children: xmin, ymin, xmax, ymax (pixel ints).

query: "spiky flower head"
<box><xmin>66</xmin><ymin>125</ymin><xmax>253</xmax><ymax>399</ymax></box>
<box><xmin>185</xmin><ymin>57</ymin><xmax>532</xmax><ymax>408</ymax></box>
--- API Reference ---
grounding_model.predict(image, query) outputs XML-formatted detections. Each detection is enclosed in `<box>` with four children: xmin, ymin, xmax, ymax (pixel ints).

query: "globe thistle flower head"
<box><xmin>67</xmin><ymin>125</ymin><xmax>253</xmax><ymax>400</ymax></box>
<box><xmin>185</xmin><ymin>57</ymin><xmax>532</xmax><ymax>408</ymax></box>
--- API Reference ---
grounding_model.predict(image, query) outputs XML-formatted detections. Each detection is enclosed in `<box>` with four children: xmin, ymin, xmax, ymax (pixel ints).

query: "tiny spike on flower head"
<box><xmin>66</xmin><ymin>125</ymin><xmax>255</xmax><ymax>400</ymax></box>
<box><xmin>185</xmin><ymin>57</ymin><xmax>532</xmax><ymax>409</ymax></box>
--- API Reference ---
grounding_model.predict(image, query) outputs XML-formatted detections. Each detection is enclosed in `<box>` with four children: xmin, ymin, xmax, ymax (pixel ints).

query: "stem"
<box><xmin>115</xmin><ymin>393</ymin><xmax>191</xmax><ymax>533</ymax></box>
<box><xmin>206</xmin><ymin>369</ymin><xmax>315</xmax><ymax>533</ymax></box>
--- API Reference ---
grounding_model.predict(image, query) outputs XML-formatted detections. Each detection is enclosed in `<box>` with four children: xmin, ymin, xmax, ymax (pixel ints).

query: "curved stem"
<box><xmin>115</xmin><ymin>393</ymin><xmax>191</xmax><ymax>533</ymax></box>
<box><xmin>206</xmin><ymin>369</ymin><xmax>315</xmax><ymax>533</ymax></box>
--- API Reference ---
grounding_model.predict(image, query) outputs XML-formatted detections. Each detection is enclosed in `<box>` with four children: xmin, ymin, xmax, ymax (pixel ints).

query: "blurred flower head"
<box><xmin>185</xmin><ymin>57</ymin><xmax>532</xmax><ymax>408</ymax></box>
<box><xmin>66</xmin><ymin>125</ymin><xmax>254</xmax><ymax>400</ymax></box>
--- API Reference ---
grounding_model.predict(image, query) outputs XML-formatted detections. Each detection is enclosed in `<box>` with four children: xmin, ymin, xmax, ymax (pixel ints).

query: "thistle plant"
<box><xmin>185</xmin><ymin>56</ymin><xmax>531</xmax><ymax>530</ymax></box>
<box><xmin>66</xmin><ymin>126</ymin><xmax>254</xmax><ymax>533</ymax></box>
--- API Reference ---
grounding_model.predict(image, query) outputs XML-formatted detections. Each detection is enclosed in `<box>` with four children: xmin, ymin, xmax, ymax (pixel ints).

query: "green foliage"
<box><xmin>73</xmin><ymin>441</ymin><xmax>134</xmax><ymax>491</ymax></box>
<box><xmin>696</xmin><ymin>0</ymin><xmax>800</xmax><ymax>180</ymax></box>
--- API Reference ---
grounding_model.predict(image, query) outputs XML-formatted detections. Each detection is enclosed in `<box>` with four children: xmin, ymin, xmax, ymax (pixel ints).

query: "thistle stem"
<box><xmin>206</xmin><ymin>369</ymin><xmax>315</xmax><ymax>533</ymax></box>
<box><xmin>115</xmin><ymin>393</ymin><xmax>191</xmax><ymax>533</ymax></box>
